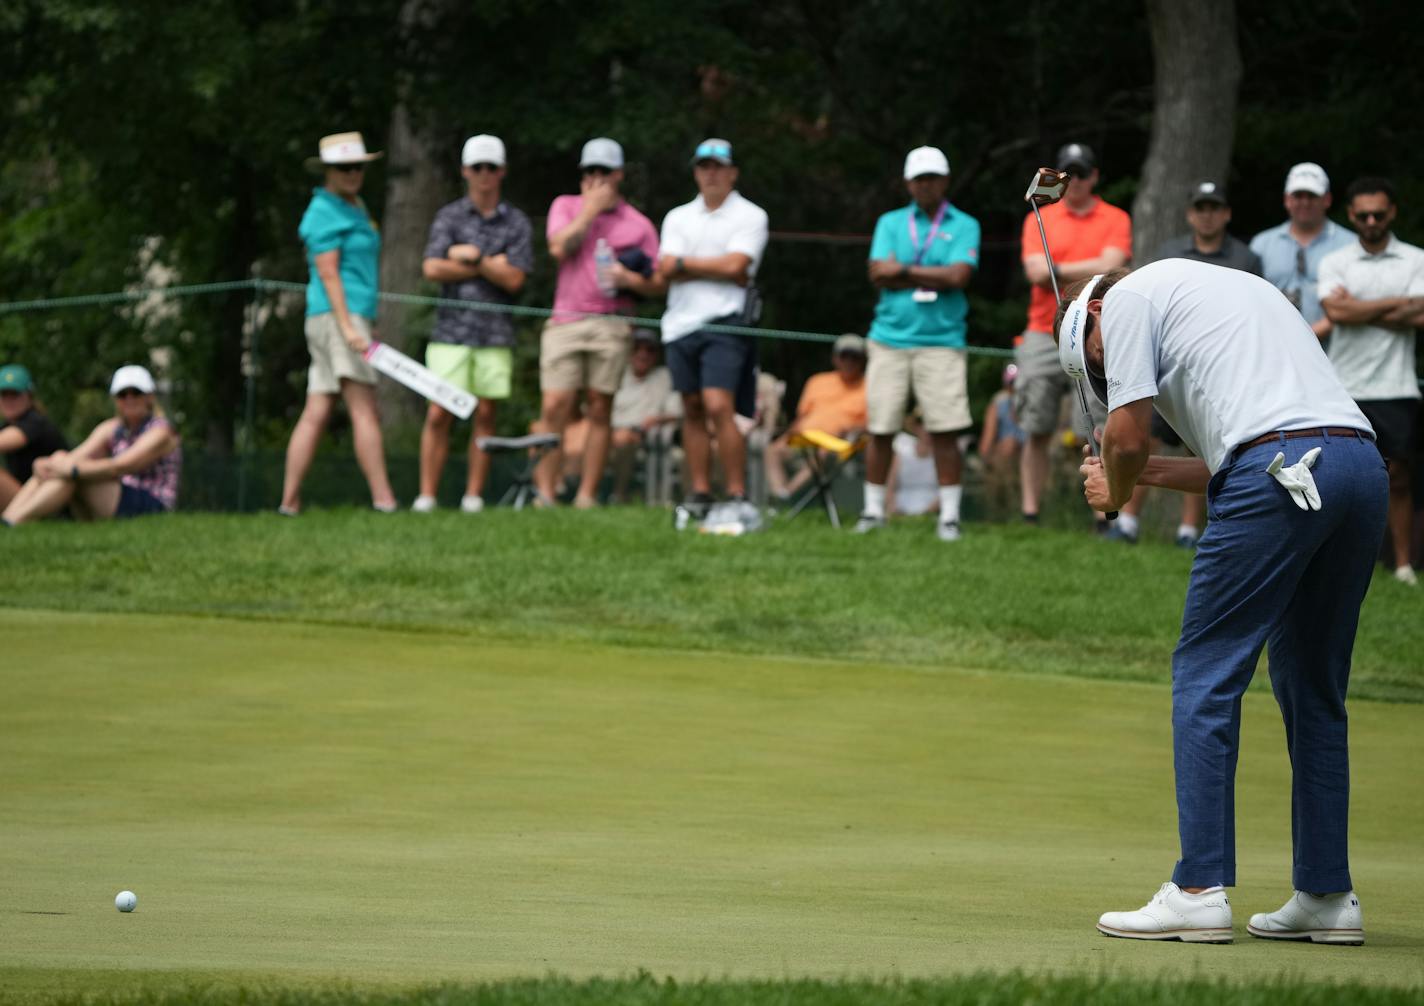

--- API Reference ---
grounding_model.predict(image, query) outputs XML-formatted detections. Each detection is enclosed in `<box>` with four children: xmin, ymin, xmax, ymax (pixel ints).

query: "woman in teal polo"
<box><xmin>279</xmin><ymin>132</ymin><xmax>397</xmax><ymax>515</ymax></box>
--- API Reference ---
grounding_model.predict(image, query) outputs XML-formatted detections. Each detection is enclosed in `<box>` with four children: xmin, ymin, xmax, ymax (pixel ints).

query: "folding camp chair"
<box><xmin>475</xmin><ymin>433</ymin><xmax>561</xmax><ymax>510</ymax></box>
<box><xmin>782</xmin><ymin>428</ymin><xmax>866</xmax><ymax>528</ymax></box>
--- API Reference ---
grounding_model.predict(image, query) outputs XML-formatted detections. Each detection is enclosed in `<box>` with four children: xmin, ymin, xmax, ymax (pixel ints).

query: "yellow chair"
<box><xmin>783</xmin><ymin>429</ymin><xmax>867</xmax><ymax>528</ymax></box>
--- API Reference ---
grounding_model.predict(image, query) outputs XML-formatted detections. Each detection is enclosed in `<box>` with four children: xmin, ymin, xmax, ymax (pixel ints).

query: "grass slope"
<box><xmin>3</xmin><ymin>611</ymin><xmax>1422</xmax><ymax>1003</ymax></box>
<box><xmin>2</xmin><ymin>508</ymin><xmax>1421</xmax><ymax>701</ymax></box>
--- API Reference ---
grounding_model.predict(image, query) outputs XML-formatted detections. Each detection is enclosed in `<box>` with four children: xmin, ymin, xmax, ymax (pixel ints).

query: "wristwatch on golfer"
<box><xmin>463</xmin><ymin>251</ymin><xmax>483</xmax><ymax>267</ymax></box>
<box><xmin>675</xmin><ymin>256</ymin><xmax>686</xmax><ymax>276</ymax></box>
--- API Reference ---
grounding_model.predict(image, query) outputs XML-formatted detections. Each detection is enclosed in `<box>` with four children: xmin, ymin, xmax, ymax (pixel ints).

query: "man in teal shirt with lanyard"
<box><xmin>856</xmin><ymin>145</ymin><xmax>981</xmax><ymax>541</ymax></box>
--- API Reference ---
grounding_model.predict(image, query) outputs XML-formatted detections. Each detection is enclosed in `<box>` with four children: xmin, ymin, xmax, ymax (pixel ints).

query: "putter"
<box><xmin>1024</xmin><ymin>167</ymin><xmax>1117</xmax><ymax>520</ymax></box>
<box><xmin>364</xmin><ymin>341</ymin><xmax>477</xmax><ymax>420</ymax></box>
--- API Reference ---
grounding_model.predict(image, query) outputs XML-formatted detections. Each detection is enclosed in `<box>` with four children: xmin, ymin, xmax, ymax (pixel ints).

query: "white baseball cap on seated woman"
<box><xmin>110</xmin><ymin>365</ymin><xmax>156</xmax><ymax>396</ymax></box>
<box><xmin>305</xmin><ymin>132</ymin><xmax>384</xmax><ymax>171</ymax></box>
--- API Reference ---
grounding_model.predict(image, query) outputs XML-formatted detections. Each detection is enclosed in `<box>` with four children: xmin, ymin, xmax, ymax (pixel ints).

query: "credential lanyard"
<box><xmin>907</xmin><ymin>202</ymin><xmax>948</xmax><ymax>266</ymax></box>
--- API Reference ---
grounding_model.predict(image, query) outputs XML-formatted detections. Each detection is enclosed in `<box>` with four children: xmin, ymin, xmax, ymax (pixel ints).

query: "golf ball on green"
<box><xmin>115</xmin><ymin>891</ymin><xmax>137</xmax><ymax>913</ymax></box>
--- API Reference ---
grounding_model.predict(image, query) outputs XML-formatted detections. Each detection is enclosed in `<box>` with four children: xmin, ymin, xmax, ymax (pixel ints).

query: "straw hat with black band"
<box><xmin>305</xmin><ymin>132</ymin><xmax>384</xmax><ymax>173</ymax></box>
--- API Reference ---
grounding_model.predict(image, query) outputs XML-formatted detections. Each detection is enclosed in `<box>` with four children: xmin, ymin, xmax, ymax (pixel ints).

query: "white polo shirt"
<box><xmin>658</xmin><ymin>190</ymin><xmax>769</xmax><ymax>343</ymax></box>
<box><xmin>1101</xmin><ymin>259</ymin><xmax>1370</xmax><ymax>473</ymax></box>
<box><xmin>1317</xmin><ymin>236</ymin><xmax>1424</xmax><ymax>401</ymax></box>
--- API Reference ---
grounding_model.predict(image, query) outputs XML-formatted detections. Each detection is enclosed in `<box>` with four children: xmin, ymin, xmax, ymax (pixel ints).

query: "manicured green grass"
<box><xmin>3</xmin><ymin>611</ymin><xmax>1423</xmax><ymax>1004</ymax></box>
<box><xmin>3</xmin><ymin>508</ymin><xmax>1421</xmax><ymax>701</ymax></box>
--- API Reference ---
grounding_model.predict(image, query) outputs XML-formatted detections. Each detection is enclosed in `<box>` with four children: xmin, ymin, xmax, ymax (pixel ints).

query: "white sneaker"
<box><xmin>1395</xmin><ymin>565</ymin><xmax>1417</xmax><ymax>586</ymax></box>
<box><xmin>853</xmin><ymin>513</ymin><xmax>885</xmax><ymax>534</ymax></box>
<box><xmin>460</xmin><ymin>495</ymin><xmax>484</xmax><ymax>514</ymax></box>
<box><xmin>1247</xmin><ymin>891</ymin><xmax>1364</xmax><ymax>945</ymax></box>
<box><xmin>936</xmin><ymin>519</ymin><xmax>961</xmax><ymax>542</ymax></box>
<box><xmin>411</xmin><ymin>495</ymin><xmax>437</xmax><ymax>513</ymax></box>
<box><xmin>1097</xmin><ymin>882</ymin><xmax>1233</xmax><ymax>943</ymax></box>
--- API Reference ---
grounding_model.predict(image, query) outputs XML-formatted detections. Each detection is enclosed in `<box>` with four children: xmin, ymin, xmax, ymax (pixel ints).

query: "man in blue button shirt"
<box><xmin>855</xmin><ymin>146</ymin><xmax>980</xmax><ymax>541</ymax></box>
<box><xmin>1249</xmin><ymin>162</ymin><xmax>1354</xmax><ymax>339</ymax></box>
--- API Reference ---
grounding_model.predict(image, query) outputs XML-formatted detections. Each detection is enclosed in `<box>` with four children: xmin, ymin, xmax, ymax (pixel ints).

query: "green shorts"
<box><xmin>424</xmin><ymin>343</ymin><xmax>512</xmax><ymax>401</ymax></box>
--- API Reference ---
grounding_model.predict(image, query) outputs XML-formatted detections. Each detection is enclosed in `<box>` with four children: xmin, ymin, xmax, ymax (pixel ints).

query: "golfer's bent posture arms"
<box><xmin>1065</xmin><ymin>258</ymin><xmax>1387</xmax><ymax>944</ymax></box>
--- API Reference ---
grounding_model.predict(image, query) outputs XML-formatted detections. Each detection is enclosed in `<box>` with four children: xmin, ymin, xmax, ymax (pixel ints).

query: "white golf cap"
<box><xmin>109</xmin><ymin>364</ymin><xmax>156</xmax><ymax>396</ymax></box>
<box><xmin>579</xmin><ymin>137</ymin><xmax>624</xmax><ymax>169</ymax></box>
<box><xmin>903</xmin><ymin>146</ymin><xmax>950</xmax><ymax>180</ymax></box>
<box><xmin>1284</xmin><ymin>162</ymin><xmax>1329</xmax><ymax>196</ymax></box>
<box><xmin>1058</xmin><ymin>275</ymin><xmax>1109</xmax><ymax>409</ymax></box>
<box><xmin>461</xmin><ymin>134</ymin><xmax>506</xmax><ymax>166</ymax></box>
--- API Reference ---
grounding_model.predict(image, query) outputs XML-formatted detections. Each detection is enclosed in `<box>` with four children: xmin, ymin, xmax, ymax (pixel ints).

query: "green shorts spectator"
<box><xmin>424</xmin><ymin>343</ymin><xmax>513</xmax><ymax>400</ymax></box>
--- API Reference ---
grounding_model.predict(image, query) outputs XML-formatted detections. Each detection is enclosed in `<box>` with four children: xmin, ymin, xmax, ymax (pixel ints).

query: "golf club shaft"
<box><xmin>1029</xmin><ymin>188</ymin><xmax>1117</xmax><ymax>520</ymax></box>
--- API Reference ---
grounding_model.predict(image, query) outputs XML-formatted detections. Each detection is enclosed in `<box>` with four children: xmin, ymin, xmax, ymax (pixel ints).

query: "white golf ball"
<box><xmin>115</xmin><ymin>890</ymin><xmax>137</xmax><ymax>913</ymax></box>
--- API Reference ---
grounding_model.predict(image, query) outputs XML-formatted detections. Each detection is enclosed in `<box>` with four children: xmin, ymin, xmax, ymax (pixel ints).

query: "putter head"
<box><xmin>1025</xmin><ymin>167</ymin><xmax>1069</xmax><ymax>205</ymax></box>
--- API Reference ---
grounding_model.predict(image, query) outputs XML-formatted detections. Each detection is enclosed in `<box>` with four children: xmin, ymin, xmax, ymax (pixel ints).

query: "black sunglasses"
<box><xmin>114</xmin><ymin>388</ymin><xmax>146</xmax><ymax>399</ymax></box>
<box><xmin>581</xmin><ymin>166</ymin><xmax>612</xmax><ymax>177</ymax></box>
<box><xmin>1354</xmin><ymin>210</ymin><xmax>1390</xmax><ymax>223</ymax></box>
<box><xmin>331</xmin><ymin>163</ymin><xmax>366</xmax><ymax>173</ymax></box>
<box><xmin>468</xmin><ymin>162</ymin><xmax>501</xmax><ymax>173</ymax></box>
<box><xmin>1295</xmin><ymin>247</ymin><xmax>1308</xmax><ymax>276</ymax></box>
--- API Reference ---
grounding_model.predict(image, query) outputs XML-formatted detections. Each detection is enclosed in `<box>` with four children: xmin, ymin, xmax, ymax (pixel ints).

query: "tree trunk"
<box><xmin>207</xmin><ymin>162</ymin><xmax>258</xmax><ymax>454</ymax></box>
<box><xmin>1132</xmin><ymin>0</ymin><xmax>1242</xmax><ymax>265</ymax></box>
<box><xmin>376</xmin><ymin>0</ymin><xmax>454</xmax><ymax>428</ymax></box>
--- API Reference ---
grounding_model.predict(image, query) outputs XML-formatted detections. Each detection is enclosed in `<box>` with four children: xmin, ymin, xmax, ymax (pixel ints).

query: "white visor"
<box><xmin>1057</xmin><ymin>274</ymin><xmax>1109</xmax><ymax>408</ymax></box>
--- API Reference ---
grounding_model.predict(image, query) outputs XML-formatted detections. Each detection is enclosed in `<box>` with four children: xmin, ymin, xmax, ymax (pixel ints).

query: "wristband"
<box><xmin>675</xmin><ymin>257</ymin><xmax>686</xmax><ymax>276</ymax></box>
<box><xmin>899</xmin><ymin>263</ymin><xmax>911</xmax><ymax>279</ymax></box>
<box><xmin>71</xmin><ymin>464</ymin><xmax>81</xmax><ymax>482</ymax></box>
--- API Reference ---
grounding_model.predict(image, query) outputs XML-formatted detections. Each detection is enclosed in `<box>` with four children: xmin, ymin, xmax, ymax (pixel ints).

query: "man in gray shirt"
<box><xmin>1152</xmin><ymin>180</ymin><xmax>1262</xmax><ymax>275</ymax></box>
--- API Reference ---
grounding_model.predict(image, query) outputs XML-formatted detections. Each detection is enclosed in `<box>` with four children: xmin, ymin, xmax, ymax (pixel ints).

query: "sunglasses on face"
<box><xmin>114</xmin><ymin>389</ymin><xmax>145</xmax><ymax>399</ymax></box>
<box><xmin>1295</xmin><ymin>247</ymin><xmax>1308</xmax><ymax>275</ymax></box>
<box><xmin>581</xmin><ymin>166</ymin><xmax>612</xmax><ymax>177</ymax></box>
<box><xmin>468</xmin><ymin>163</ymin><xmax>500</xmax><ymax>173</ymax></box>
<box><xmin>1354</xmin><ymin>210</ymin><xmax>1390</xmax><ymax>223</ymax></box>
<box><xmin>331</xmin><ymin>163</ymin><xmax>366</xmax><ymax>174</ymax></box>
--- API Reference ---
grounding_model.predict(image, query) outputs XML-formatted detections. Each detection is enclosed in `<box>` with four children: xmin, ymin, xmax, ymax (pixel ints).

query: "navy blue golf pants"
<box><xmin>1171</xmin><ymin>430</ymin><xmax>1387</xmax><ymax>892</ymax></box>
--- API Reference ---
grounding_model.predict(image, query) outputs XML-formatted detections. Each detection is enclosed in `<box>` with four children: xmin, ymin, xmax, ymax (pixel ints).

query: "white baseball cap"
<box><xmin>461</xmin><ymin>134</ymin><xmax>506</xmax><ymax>167</ymax></box>
<box><xmin>109</xmin><ymin>364</ymin><xmax>156</xmax><ymax>396</ymax></box>
<box><xmin>1284</xmin><ymin>162</ymin><xmax>1329</xmax><ymax>196</ymax></box>
<box><xmin>579</xmin><ymin>137</ymin><xmax>624</xmax><ymax>170</ymax></box>
<box><xmin>903</xmin><ymin>146</ymin><xmax>950</xmax><ymax>180</ymax></box>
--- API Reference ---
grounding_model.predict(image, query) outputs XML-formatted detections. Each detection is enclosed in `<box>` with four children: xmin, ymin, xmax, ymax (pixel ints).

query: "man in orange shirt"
<box><xmin>765</xmin><ymin>334</ymin><xmax>867</xmax><ymax>502</ymax></box>
<box><xmin>1016</xmin><ymin>143</ymin><xmax>1132</xmax><ymax>522</ymax></box>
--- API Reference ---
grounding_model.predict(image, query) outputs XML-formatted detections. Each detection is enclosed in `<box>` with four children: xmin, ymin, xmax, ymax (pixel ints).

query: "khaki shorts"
<box><xmin>540</xmin><ymin>316</ymin><xmax>632</xmax><ymax>395</ymax></box>
<box><xmin>1014</xmin><ymin>329</ymin><xmax>1107</xmax><ymax>438</ymax></box>
<box><xmin>866</xmin><ymin>341</ymin><xmax>972</xmax><ymax>434</ymax></box>
<box><xmin>425</xmin><ymin>343</ymin><xmax>513</xmax><ymax>400</ymax></box>
<box><xmin>306</xmin><ymin>313</ymin><xmax>377</xmax><ymax>395</ymax></box>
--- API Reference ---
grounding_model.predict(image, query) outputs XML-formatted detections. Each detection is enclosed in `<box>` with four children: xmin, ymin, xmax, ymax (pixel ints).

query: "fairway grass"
<box><xmin>3</xmin><ymin>611</ymin><xmax>1422</xmax><ymax>1003</ymax></box>
<box><xmin>3</xmin><ymin>508</ymin><xmax>1422</xmax><ymax>702</ymax></box>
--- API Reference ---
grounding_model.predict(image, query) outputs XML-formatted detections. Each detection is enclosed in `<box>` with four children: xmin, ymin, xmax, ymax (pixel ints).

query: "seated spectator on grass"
<box><xmin>886</xmin><ymin>411</ymin><xmax>939</xmax><ymax>517</ymax></box>
<box><xmin>0</xmin><ymin>365</ymin><xmax>68</xmax><ymax>511</ymax></box>
<box><xmin>609</xmin><ymin>332</ymin><xmax>681</xmax><ymax>502</ymax></box>
<box><xmin>764</xmin><ymin>334</ymin><xmax>868</xmax><ymax>504</ymax></box>
<box><xmin>977</xmin><ymin>364</ymin><xmax>1026</xmax><ymax>514</ymax></box>
<box><xmin>2</xmin><ymin>365</ymin><xmax>181</xmax><ymax>526</ymax></box>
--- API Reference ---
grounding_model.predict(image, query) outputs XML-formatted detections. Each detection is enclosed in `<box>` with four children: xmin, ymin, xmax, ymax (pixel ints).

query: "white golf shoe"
<box><xmin>411</xmin><ymin>495</ymin><xmax>437</xmax><ymax>513</ymax></box>
<box><xmin>460</xmin><ymin>494</ymin><xmax>485</xmax><ymax>514</ymax></box>
<box><xmin>1247</xmin><ymin>891</ymin><xmax>1364</xmax><ymax>945</ymax></box>
<box><xmin>1096</xmin><ymin>882</ymin><xmax>1233</xmax><ymax>943</ymax></box>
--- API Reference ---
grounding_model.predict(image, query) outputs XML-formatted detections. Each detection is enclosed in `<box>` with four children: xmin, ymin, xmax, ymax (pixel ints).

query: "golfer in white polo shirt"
<box><xmin>1068</xmin><ymin>259</ymin><xmax>1386</xmax><ymax>945</ymax></box>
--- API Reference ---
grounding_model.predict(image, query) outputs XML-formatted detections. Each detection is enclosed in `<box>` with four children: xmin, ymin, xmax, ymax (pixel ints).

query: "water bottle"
<box><xmin>594</xmin><ymin>238</ymin><xmax>616</xmax><ymax>298</ymax></box>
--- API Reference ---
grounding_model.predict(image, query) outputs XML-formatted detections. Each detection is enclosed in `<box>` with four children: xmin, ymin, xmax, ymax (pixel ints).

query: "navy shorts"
<box><xmin>666</xmin><ymin>320</ymin><xmax>758</xmax><ymax>418</ymax></box>
<box><xmin>115</xmin><ymin>484</ymin><xmax>167</xmax><ymax>519</ymax></box>
<box><xmin>1356</xmin><ymin>398</ymin><xmax>1418</xmax><ymax>464</ymax></box>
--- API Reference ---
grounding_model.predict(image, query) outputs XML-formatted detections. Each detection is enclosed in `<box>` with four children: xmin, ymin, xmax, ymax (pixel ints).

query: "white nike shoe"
<box><xmin>1097</xmin><ymin>882</ymin><xmax>1233</xmax><ymax>943</ymax></box>
<box><xmin>1247</xmin><ymin>891</ymin><xmax>1364</xmax><ymax>945</ymax></box>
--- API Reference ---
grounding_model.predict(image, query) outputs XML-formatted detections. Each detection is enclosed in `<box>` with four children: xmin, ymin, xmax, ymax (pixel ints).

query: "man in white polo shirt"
<box><xmin>658</xmin><ymin>138</ymin><xmax>769</xmax><ymax>531</ymax></box>
<box><xmin>1067</xmin><ymin>259</ymin><xmax>1385</xmax><ymax>945</ymax></box>
<box><xmin>1319</xmin><ymin>177</ymin><xmax>1424</xmax><ymax>586</ymax></box>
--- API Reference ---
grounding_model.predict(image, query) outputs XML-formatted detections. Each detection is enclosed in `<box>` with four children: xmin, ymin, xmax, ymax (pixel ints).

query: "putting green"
<box><xmin>2</xmin><ymin>609</ymin><xmax>1421</xmax><ymax>1000</ymax></box>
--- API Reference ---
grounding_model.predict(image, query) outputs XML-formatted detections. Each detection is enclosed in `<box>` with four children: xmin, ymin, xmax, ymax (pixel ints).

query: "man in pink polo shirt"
<box><xmin>535</xmin><ymin>137</ymin><xmax>664</xmax><ymax>507</ymax></box>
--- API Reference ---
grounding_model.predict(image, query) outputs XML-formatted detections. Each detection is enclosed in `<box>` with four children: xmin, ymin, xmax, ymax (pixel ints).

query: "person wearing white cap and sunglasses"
<box><xmin>855</xmin><ymin>145</ymin><xmax>980</xmax><ymax>541</ymax></box>
<box><xmin>280</xmin><ymin>131</ymin><xmax>398</xmax><ymax>516</ymax></box>
<box><xmin>1249</xmin><ymin>162</ymin><xmax>1354</xmax><ymax>339</ymax></box>
<box><xmin>1063</xmin><ymin>259</ymin><xmax>1383</xmax><ymax>945</ymax></box>
<box><xmin>3</xmin><ymin>365</ymin><xmax>182</xmax><ymax>526</ymax></box>
<box><xmin>413</xmin><ymin>134</ymin><xmax>534</xmax><ymax>514</ymax></box>
<box><xmin>535</xmin><ymin>137</ymin><xmax>663</xmax><ymax>508</ymax></box>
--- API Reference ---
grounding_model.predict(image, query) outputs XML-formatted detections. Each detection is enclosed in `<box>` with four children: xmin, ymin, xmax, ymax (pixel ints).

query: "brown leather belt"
<box><xmin>1232</xmin><ymin>427</ymin><xmax>1372</xmax><ymax>461</ymax></box>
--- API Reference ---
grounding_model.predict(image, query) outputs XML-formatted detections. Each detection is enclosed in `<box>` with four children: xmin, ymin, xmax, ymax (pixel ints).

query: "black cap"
<box><xmin>1055</xmin><ymin>143</ymin><xmax>1096</xmax><ymax>172</ymax></box>
<box><xmin>1188</xmin><ymin>179</ymin><xmax>1229</xmax><ymax>207</ymax></box>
